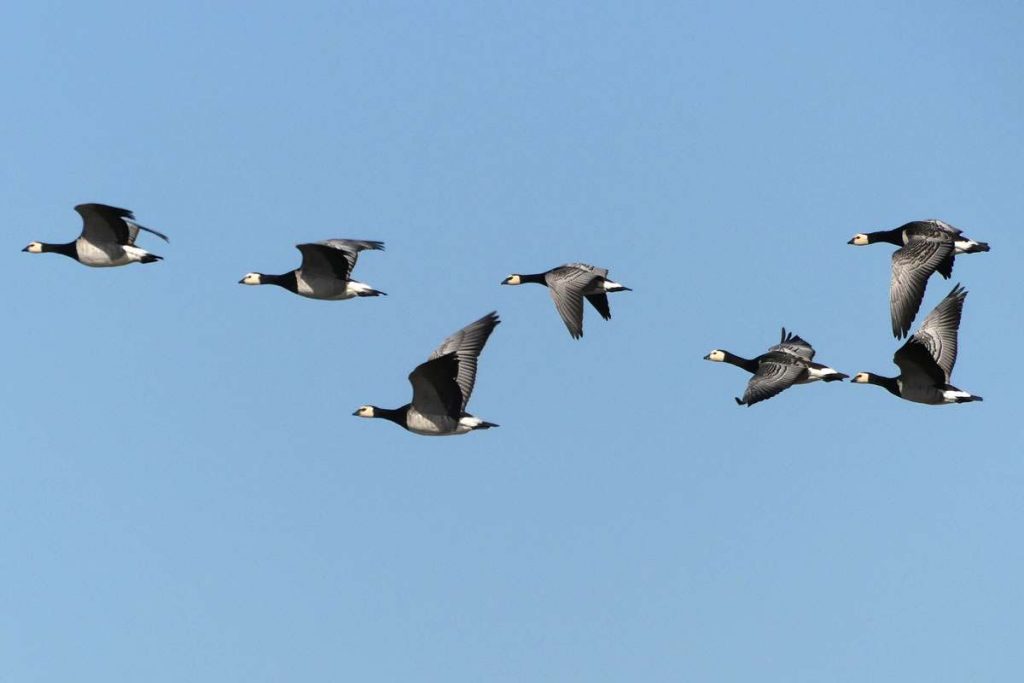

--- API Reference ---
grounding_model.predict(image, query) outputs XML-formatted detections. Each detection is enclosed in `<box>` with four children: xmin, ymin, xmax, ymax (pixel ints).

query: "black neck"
<box><xmin>262</xmin><ymin>272</ymin><xmax>298</xmax><ymax>293</ymax></box>
<box><xmin>721</xmin><ymin>351</ymin><xmax>758</xmax><ymax>373</ymax></box>
<box><xmin>866</xmin><ymin>229</ymin><xmax>904</xmax><ymax>246</ymax></box>
<box><xmin>42</xmin><ymin>241</ymin><xmax>78</xmax><ymax>259</ymax></box>
<box><xmin>374</xmin><ymin>405</ymin><xmax>409</xmax><ymax>428</ymax></box>
<box><xmin>867</xmin><ymin>374</ymin><xmax>901</xmax><ymax>396</ymax></box>
<box><xmin>520</xmin><ymin>272</ymin><xmax>548</xmax><ymax>285</ymax></box>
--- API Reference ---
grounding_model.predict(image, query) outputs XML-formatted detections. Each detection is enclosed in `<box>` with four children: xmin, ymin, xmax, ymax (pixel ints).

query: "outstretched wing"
<box><xmin>296</xmin><ymin>240</ymin><xmax>382</xmax><ymax>280</ymax></box>
<box><xmin>545</xmin><ymin>265</ymin><xmax>604</xmax><ymax>339</ymax></box>
<box><xmin>907</xmin><ymin>283</ymin><xmax>967</xmax><ymax>382</ymax></box>
<box><xmin>408</xmin><ymin>353</ymin><xmax>463</xmax><ymax>418</ymax></box>
<box><xmin>768</xmin><ymin>328</ymin><xmax>815</xmax><ymax>360</ymax></box>
<box><xmin>737</xmin><ymin>356</ymin><xmax>806</xmax><ymax>406</ymax></box>
<box><xmin>427</xmin><ymin>311</ymin><xmax>500</xmax><ymax>410</ymax></box>
<box><xmin>890</xmin><ymin>238</ymin><xmax>954</xmax><ymax>338</ymax></box>
<box><xmin>75</xmin><ymin>203</ymin><xmax>168</xmax><ymax>245</ymax></box>
<box><xmin>893</xmin><ymin>340</ymin><xmax>946</xmax><ymax>387</ymax></box>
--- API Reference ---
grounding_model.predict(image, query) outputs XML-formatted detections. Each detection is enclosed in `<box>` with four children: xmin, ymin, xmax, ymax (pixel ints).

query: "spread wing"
<box><xmin>427</xmin><ymin>311</ymin><xmax>500</xmax><ymax>411</ymax></box>
<box><xmin>408</xmin><ymin>353</ymin><xmax>463</xmax><ymax>418</ymax></box>
<box><xmin>893</xmin><ymin>339</ymin><xmax>946</xmax><ymax>387</ymax></box>
<box><xmin>768</xmin><ymin>328</ymin><xmax>815</xmax><ymax>360</ymax></box>
<box><xmin>890</xmin><ymin>238</ymin><xmax>955</xmax><ymax>338</ymax></box>
<box><xmin>75</xmin><ymin>203</ymin><xmax>168</xmax><ymax>245</ymax></box>
<box><xmin>737</xmin><ymin>356</ymin><xmax>807</xmax><ymax>406</ymax></box>
<box><xmin>907</xmin><ymin>284</ymin><xmax>967</xmax><ymax>382</ymax></box>
<box><xmin>545</xmin><ymin>265</ymin><xmax>604</xmax><ymax>339</ymax></box>
<box><xmin>296</xmin><ymin>240</ymin><xmax>382</xmax><ymax>279</ymax></box>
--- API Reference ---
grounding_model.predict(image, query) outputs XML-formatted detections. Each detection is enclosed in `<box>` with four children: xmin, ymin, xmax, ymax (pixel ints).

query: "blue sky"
<box><xmin>3</xmin><ymin>1</ymin><xmax>1022</xmax><ymax>680</ymax></box>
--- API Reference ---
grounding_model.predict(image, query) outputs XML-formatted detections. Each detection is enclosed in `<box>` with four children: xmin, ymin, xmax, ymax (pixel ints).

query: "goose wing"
<box><xmin>75</xmin><ymin>203</ymin><xmax>169</xmax><ymax>245</ymax></box>
<box><xmin>890</xmin><ymin>237</ymin><xmax>955</xmax><ymax>338</ymax></box>
<box><xmin>426</xmin><ymin>311</ymin><xmax>500</xmax><ymax>411</ymax></box>
<box><xmin>545</xmin><ymin>264</ymin><xmax>605</xmax><ymax>339</ymax></box>
<box><xmin>904</xmin><ymin>221</ymin><xmax>959</xmax><ymax>278</ymax></box>
<box><xmin>904</xmin><ymin>284</ymin><xmax>967</xmax><ymax>382</ymax></box>
<box><xmin>408</xmin><ymin>353</ymin><xmax>463</xmax><ymax>418</ymax></box>
<box><xmin>768</xmin><ymin>328</ymin><xmax>815</xmax><ymax>360</ymax></box>
<box><xmin>737</xmin><ymin>354</ymin><xmax>807</xmax><ymax>406</ymax></box>
<box><xmin>296</xmin><ymin>240</ymin><xmax>384</xmax><ymax>279</ymax></box>
<box><xmin>893</xmin><ymin>339</ymin><xmax>946</xmax><ymax>387</ymax></box>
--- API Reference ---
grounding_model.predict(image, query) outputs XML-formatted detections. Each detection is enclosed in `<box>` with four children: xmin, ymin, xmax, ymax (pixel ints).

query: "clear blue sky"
<box><xmin>3</xmin><ymin>1</ymin><xmax>1022</xmax><ymax>680</ymax></box>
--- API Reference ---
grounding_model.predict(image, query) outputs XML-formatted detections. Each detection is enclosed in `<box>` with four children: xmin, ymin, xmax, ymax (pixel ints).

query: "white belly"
<box><xmin>76</xmin><ymin>239</ymin><xmax>130</xmax><ymax>267</ymax></box>
<box><xmin>295</xmin><ymin>273</ymin><xmax>356</xmax><ymax>300</ymax></box>
<box><xmin>406</xmin><ymin>409</ymin><xmax>462</xmax><ymax>436</ymax></box>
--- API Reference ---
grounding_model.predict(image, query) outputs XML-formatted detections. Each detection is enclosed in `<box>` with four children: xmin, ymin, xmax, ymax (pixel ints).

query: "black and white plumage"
<box><xmin>240</xmin><ymin>239</ymin><xmax>385</xmax><ymax>299</ymax></box>
<box><xmin>851</xmin><ymin>284</ymin><xmax>982</xmax><ymax>405</ymax></box>
<box><xmin>22</xmin><ymin>203</ymin><xmax>168</xmax><ymax>267</ymax></box>
<box><xmin>704</xmin><ymin>328</ymin><xmax>848</xmax><ymax>407</ymax></box>
<box><xmin>501</xmin><ymin>263</ymin><xmax>631</xmax><ymax>339</ymax></box>
<box><xmin>848</xmin><ymin>219</ymin><xmax>990</xmax><ymax>338</ymax></box>
<box><xmin>353</xmin><ymin>312</ymin><xmax>500</xmax><ymax>435</ymax></box>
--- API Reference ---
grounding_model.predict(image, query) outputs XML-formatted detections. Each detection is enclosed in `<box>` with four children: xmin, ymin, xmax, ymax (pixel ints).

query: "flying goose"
<box><xmin>704</xmin><ymin>328</ymin><xmax>848</xmax><ymax>407</ymax></box>
<box><xmin>501</xmin><ymin>263</ymin><xmax>631</xmax><ymax>339</ymax></box>
<box><xmin>851</xmin><ymin>284</ymin><xmax>982</xmax><ymax>404</ymax></box>
<box><xmin>240</xmin><ymin>239</ymin><xmax>385</xmax><ymax>299</ymax></box>
<box><xmin>22</xmin><ymin>203</ymin><xmax>168</xmax><ymax>267</ymax></box>
<box><xmin>353</xmin><ymin>312</ymin><xmax>500</xmax><ymax>435</ymax></box>
<box><xmin>847</xmin><ymin>219</ymin><xmax>989</xmax><ymax>338</ymax></box>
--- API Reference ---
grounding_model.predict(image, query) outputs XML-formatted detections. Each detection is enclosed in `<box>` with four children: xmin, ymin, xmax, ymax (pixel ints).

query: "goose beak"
<box><xmin>846</xmin><ymin>238</ymin><xmax>856</xmax><ymax>245</ymax></box>
<box><xmin>237</xmin><ymin>278</ymin><xmax>245</xmax><ymax>284</ymax></box>
<box><xmin>351</xmin><ymin>409</ymin><xmax>360</xmax><ymax>416</ymax></box>
<box><xmin>702</xmin><ymin>353</ymin><xmax>711</xmax><ymax>360</ymax></box>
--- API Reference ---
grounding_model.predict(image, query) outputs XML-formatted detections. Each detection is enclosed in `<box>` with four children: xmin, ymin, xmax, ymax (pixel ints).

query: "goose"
<box><xmin>240</xmin><ymin>239</ymin><xmax>385</xmax><ymax>299</ymax></box>
<box><xmin>353</xmin><ymin>312</ymin><xmax>500</xmax><ymax>435</ymax></box>
<box><xmin>704</xmin><ymin>328</ymin><xmax>848</xmax><ymax>406</ymax></box>
<box><xmin>22</xmin><ymin>203</ymin><xmax>168</xmax><ymax>267</ymax></box>
<box><xmin>847</xmin><ymin>219</ymin><xmax>989</xmax><ymax>338</ymax></box>
<box><xmin>501</xmin><ymin>263</ymin><xmax>631</xmax><ymax>339</ymax></box>
<box><xmin>851</xmin><ymin>284</ymin><xmax>982</xmax><ymax>404</ymax></box>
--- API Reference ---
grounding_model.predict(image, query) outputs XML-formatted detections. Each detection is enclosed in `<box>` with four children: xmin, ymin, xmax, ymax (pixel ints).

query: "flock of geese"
<box><xmin>24</xmin><ymin>204</ymin><xmax>988</xmax><ymax>435</ymax></box>
<box><xmin>23</xmin><ymin>203</ymin><xmax>631</xmax><ymax>435</ymax></box>
<box><xmin>705</xmin><ymin>219</ymin><xmax>989</xmax><ymax>406</ymax></box>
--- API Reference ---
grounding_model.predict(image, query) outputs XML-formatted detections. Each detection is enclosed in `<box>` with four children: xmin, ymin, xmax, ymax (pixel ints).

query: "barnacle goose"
<box><xmin>22</xmin><ymin>203</ymin><xmax>168</xmax><ymax>267</ymax></box>
<box><xmin>501</xmin><ymin>263</ymin><xmax>631</xmax><ymax>339</ymax></box>
<box><xmin>851</xmin><ymin>284</ymin><xmax>982</xmax><ymax>404</ymax></box>
<box><xmin>704</xmin><ymin>328</ymin><xmax>848</xmax><ymax>407</ymax></box>
<box><xmin>240</xmin><ymin>239</ymin><xmax>385</xmax><ymax>299</ymax></box>
<box><xmin>353</xmin><ymin>312</ymin><xmax>500</xmax><ymax>435</ymax></box>
<box><xmin>847</xmin><ymin>219</ymin><xmax>989</xmax><ymax>338</ymax></box>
